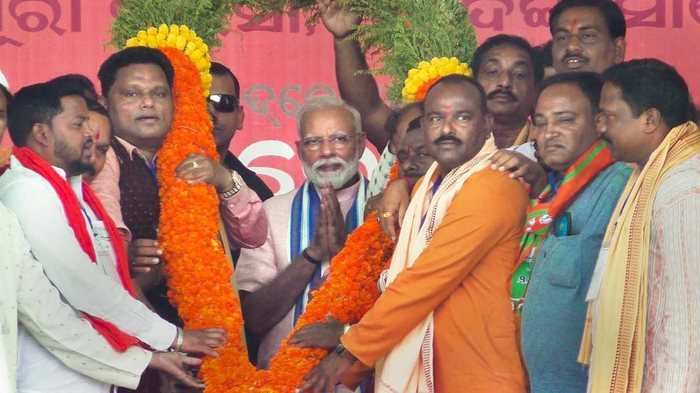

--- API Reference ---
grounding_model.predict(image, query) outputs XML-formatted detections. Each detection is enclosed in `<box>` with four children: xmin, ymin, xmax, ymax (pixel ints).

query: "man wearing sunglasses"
<box><xmin>207</xmin><ymin>62</ymin><xmax>273</xmax><ymax>202</ymax></box>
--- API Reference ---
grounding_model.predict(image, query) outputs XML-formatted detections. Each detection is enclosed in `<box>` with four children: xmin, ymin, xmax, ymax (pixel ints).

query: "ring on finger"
<box><xmin>191</xmin><ymin>161</ymin><xmax>200</xmax><ymax>169</ymax></box>
<box><xmin>381</xmin><ymin>211</ymin><xmax>394</xmax><ymax>218</ymax></box>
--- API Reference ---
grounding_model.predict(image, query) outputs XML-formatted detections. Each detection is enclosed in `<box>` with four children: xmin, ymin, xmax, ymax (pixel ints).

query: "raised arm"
<box><xmin>319</xmin><ymin>0</ymin><xmax>392</xmax><ymax>150</ymax></box>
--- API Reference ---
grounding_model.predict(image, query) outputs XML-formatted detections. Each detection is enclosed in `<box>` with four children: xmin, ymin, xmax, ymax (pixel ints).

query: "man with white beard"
<box><xmin>236</xmin><ymin>96</ymin><xmax>367</xmax><ymax>368</ymax></box>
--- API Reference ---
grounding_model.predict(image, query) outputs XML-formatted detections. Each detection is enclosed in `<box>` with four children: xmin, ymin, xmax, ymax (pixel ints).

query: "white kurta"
<box><xmin>644</xmin><ymin>153</ymin><xmax>700</xmax><ymax>392</ymax></box>
<box><xmin>0</xmin><ymin>203</ymin><xmax>150</xmax><ymax>393</ymax></box>
<box><xmin>0</xmin><ymin>156</ymin><xmax>176</xmax><ymax>392</ymax></box>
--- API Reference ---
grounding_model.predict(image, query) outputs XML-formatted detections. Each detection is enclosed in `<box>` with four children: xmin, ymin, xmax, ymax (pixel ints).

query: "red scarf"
<box><xmin>12</xmin><ymin>147</ymin><xmax>140</xmax><ymax>351</ymax></box>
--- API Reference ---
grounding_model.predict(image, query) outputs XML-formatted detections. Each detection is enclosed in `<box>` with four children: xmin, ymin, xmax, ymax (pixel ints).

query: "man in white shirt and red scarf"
<box><xmin>0</xmin><ymin>202</ymin><xmax>207</xmax><ymax>393</ymax></box>
<box><xmin>235</xmin><ymin>96</ymin><xmax>367</xmax><ymax>370</ymax></box>
<box><xmin>0</xmin><ymin>80</ymin><xmax>225</xmax><ymax>393</ymax></box>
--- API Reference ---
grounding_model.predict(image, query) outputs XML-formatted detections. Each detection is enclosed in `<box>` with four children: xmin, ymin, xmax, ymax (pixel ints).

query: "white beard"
<box><xmin>302</xmin><ymin>156</ymin><xmax>359</xmax><ymax>189</ymax></box>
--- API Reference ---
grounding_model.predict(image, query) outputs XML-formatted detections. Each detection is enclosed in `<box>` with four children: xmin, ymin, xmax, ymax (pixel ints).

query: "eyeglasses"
<box><xmin>301</xmin><ymin>133</ymin><xmax>359</xmax><ymax>151</ymax></box>
<box><xmin>208</xmin><ymin>94</ymin><xmax>239</xmax><ymax>113</ymax></box>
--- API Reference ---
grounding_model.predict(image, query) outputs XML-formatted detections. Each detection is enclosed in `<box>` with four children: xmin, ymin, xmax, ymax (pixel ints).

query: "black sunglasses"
<box><xmin>208</xmin><ymin>94</ymin><xmax>239</xmax><ymax>113</ymax></box>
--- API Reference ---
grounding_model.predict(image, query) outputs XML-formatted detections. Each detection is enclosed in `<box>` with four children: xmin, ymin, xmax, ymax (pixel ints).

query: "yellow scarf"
<box><xmin>579</xmin><ymin>121</ymin><xmax>700</xmax><ymax>393</ymax></box>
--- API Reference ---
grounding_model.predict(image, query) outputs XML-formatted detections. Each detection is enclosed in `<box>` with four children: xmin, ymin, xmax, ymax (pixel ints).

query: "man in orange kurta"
<box><xmin>301</xmin><ymin>75</ymin><xmax>528</xmax><ymax>393</ymax></box>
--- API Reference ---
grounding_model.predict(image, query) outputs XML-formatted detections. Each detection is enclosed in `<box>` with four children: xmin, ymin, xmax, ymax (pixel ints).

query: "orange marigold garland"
<box><xmin>155</xmin><ymin>46</ymin><xmax>256</xmax><ymax>390</ymax></box>
<box><xmin>154</xmin><ymin>37</ymin><xmax>399</xmax><ymax>392</ymax></box>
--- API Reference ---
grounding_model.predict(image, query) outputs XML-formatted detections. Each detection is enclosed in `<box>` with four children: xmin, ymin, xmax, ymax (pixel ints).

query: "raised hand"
<box><xmin>320</xmin><ymin>186</ymin><xmax>347</xmax><ymax>259</ymax></box>
<box><xmin>318</xmin><ymin>0</ymin><xmax>361</xmax><ymax>39</ymax></box>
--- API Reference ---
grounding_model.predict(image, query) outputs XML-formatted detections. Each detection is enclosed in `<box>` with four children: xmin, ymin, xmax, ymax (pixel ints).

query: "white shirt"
<box><xmin>0</xmin><ymin>203</ymin><xmax>150</xmax><ymax>393</ymax></box>
<box><xmin>643</xmin><ymin>153</ymin><xmax>700</xmax><ymax>393</ymax></box>
<box><xmin>0</xmin><ymin>156</ymin><xmax>176</xmax><ymax>392</ymax></box>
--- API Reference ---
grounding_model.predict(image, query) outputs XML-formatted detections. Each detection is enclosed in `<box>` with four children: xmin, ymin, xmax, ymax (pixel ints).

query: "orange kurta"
<box><xmin>342</xmin><ymin>169</ymin><xmax>528</xmax><ymax>393</ymax></box>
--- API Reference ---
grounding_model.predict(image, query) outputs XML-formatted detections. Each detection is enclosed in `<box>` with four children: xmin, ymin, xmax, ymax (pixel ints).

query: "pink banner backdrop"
<box><xmin>1</xmin><ymin>0</ymin><xmax>698</xmax><ymax>193</ymax></box>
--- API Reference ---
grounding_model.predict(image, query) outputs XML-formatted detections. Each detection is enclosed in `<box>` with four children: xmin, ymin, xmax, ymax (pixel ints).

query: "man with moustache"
<box><xmin>0</xmin><ymin>80</ymin><xmax>225</xmax><ymax>393</ymax></box>
<box><xmin>582</xmin><ymin>59</ymin><xmax>700</xmax><ymax>393</ymax></box>
<box><xmin>301</xmin><ymin>75</ymin><xmax>528</xmax><ymax>393</ymax></box>
<box><xmin>478</xmin><ymin>0</ymin><xmax>627</xmax><ymax>203</ymax></box>
<box><xmin>549</xmin><ymin>0</ymin><xmax>626</xmax><ymax>74</ymax></box>
<box><xmin>235</xmin><ymin>96</ymin><xmax>369</xmax><ymax>369</ymax></box>
<box><xmin>510</xmin><ymin>72</ymin><xmax>630</xmax><ymax>393</ymax></box>
<box><xmin>91</xmin><ymin>47</ymin><xmax>267</xmax><ymax>323</ymax></box>
<box><xmin>470</xmin><ymin>34</ymin><xmax>543</xmax><ymax>148</ymax></box>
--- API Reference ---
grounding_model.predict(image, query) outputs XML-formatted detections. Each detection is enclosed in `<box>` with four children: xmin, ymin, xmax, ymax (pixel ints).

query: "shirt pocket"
<box><xmin>540</xmin><ymin>234</ymin><xmax>590</xmax><ymax>289</ymax></box>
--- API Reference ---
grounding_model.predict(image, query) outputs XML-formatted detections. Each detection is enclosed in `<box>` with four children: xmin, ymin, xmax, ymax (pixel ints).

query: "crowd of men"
<box><xmin>1</xmin><ymin>0</ymin><xmax>699</xmax><ymax>392</ymax></box>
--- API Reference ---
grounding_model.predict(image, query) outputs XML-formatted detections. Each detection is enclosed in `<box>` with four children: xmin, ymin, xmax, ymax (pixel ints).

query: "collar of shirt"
<box><xmin>115</xmin><ymin>136</ymin><xmax>158</xmax><ymax>169</ymax></box>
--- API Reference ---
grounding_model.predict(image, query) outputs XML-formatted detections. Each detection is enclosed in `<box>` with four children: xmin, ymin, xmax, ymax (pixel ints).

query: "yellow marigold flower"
<box><xmin>166</xmin><ymin>34</ymin><xmax>177</xmax><ymax>46</ymax></box>
<box><xmin>201</xmin><ymin>72</ymin><xmax>212</xmax><ymax>85</ymax></box>
<box><xmin>146</xmin><ymin>36</ymin><xmax>158</xmax><ymax>48</ymax></box>
<box><xmin>147</xmin><ymin>26</ymin><xmax>157</xmax><ymax>36</ymax></box>
<box><xmin>184</xmin><ymin>43</ymin><xmax>196</xmax><ymax>56</ymax></box>
<box><xmin>190</xmin><ymin>49</ymin><xmax>203</xmax><ymax>61</ymax></box>
<box><xmin>158</xmin><ymin>24</ymin><xmax>169</xmax><ymax>36</ymax></box>
<box><xmin>196</xmin><ymin>58</ymin><xmax>209</xmax><ymax>71</ymax></box>
<box><xmin>125</xmin><ymin>38</ymin><xmax>139</xmax><ymax>47</ymax></box>
<box><xmin>175</xmin><ymin>36</ymin><xmax>187</xmax><ymax>50</ymax></box>
<box><xmin>402</xmin><ymin>56</ymin><xmax>474</xmax><ymax>103</ymax></box>
<box><xmin>169</xmin><ymin>24</ymin><xmax>179</xmax><ymax>36</ymax></box>
<box><xmin>417</xmin><ymin>69</ymin><xmax>430</xmax><ymax>82</ymax></box>
<box><xmin>137</xmin><ymin>30</ymin><xmax>148</xmax><ymax>41</ymax></box>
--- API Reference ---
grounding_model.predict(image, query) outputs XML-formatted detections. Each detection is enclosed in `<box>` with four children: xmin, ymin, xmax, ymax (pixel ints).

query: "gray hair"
<box><xmin>296</xmin><ymin>95</ymin><xmax>362</xmax><ymax>138</ymax></box>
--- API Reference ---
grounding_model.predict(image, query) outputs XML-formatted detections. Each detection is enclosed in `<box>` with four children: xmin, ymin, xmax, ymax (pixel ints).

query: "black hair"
<box><xmin>8</xmin><ymin>81</ymin><xmax>85</xmax><ymax>146</ymax></box>
<box><xmin>50</xmin><ymin>74</ymin><xmax>98</xmax><ymax>101</ymax></box>
<box><xmin>406</xmin><ymin>116</ymin><xmax>422</xmax><ymax>133</ymax></box>
<box><xmin>535</xmin><ymin>40</ymin><xmax>553</xmax><ymax>69</ymax></box>
<box><xmin>471</xmin><ymin>34</ymin><xmax>544</xmax><ymax>83</ymax></box>
<box><xmin>385</xmin><ymin>102</ymin><xmax>423</xmax><ymax>137</ymax></box>
<box><xmin>210</xmin><ymin>61</ymin><xmax>241</xmax><ymax>98</ymax></box>
<box><xmin>537</xmin><ymin>72</ymin><xmax>604</xmax><ymax>113</ymax></box>
<box><xmin>549</xmin><ymin>0</ymin><xmax>626</xmax><ymax>39</ymax></box>
<box><xmin>425</xmin><ymin>74</ymin><xmax>488</xmax><ymax>113</ymax></box>
<box><xmin>0</xmin><ymin>83</ymin><xmax>12</xmax><ymax>105</ymax></box>
<box><xmin>97</xmin><ymin>46</ymin><xmax>174</xmax><ymax>96</ymax></box>
<box><xmin>86</xmin><ymin>98</ymin><xmax>109</xmax><ymax>117</ymax></box>
<box><xmin>603</xmin><ymin>59</ymin><xmax>692</xmax><ymax>129</ymax></box>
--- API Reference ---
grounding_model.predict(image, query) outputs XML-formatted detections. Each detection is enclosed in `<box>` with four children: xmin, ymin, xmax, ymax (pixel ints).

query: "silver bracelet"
<box><xmin>219</xmin><ymin>170</ymin><xmax>241</xmax><ymax>199</ymax></box>
<box><xmin>175</xmin><ymin>327</ymin><xmax>184</xmax><ymax>352</ymax></box>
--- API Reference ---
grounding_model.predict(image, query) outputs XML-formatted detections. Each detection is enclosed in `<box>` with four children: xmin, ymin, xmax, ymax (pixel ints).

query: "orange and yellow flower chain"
<box><xmin>144</xmin><ymin>26</ymin><xmax>396</xmax><ymax>392</ymax></box>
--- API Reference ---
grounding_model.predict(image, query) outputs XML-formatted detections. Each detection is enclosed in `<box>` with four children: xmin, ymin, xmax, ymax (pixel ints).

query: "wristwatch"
<box><xmin>219</xmin><ymin>169</ymin><xmax>242</xmax><ymax>199</ymax></box>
